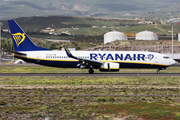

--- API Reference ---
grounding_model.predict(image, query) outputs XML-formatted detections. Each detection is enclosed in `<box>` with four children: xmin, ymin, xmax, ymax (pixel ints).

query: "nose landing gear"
<box><xmin>157</xmin><ymin>69</ymin><xmax>160</xmax><ymax>74</ymax></box>
<box><xmin>157</xmin><ymin>68</ymin><xmax>166</xmax><ymax>74</ymax></box>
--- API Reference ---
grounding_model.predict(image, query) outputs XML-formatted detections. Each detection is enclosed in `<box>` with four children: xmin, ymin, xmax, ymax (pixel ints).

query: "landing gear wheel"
<box><xmin>89</xmin><ymin>69</ymin><xmax>94</xmax><ymax>74</ymax></box>
<box><xmin>157</xmin><ymin>70</ymin><xmax>160</xmax><ymax>74</ymax></box>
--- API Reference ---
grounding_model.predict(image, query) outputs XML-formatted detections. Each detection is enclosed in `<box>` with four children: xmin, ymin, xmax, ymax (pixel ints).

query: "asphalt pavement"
<box><xmin>0</xmin><ymin>73</ymin><xmax>179</xmax><ymax>76</ymax></box>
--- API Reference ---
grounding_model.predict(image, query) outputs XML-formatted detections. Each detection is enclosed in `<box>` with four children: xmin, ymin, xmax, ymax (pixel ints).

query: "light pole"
<box><xmin>0</xmin><ymin>22</ymin><xmax>3</xmax><ymax>64</ymax></box>
<box><xmin>171</xmin><ymin>21</ymin><xmax>174</xmax><ymax>59</ymax></box>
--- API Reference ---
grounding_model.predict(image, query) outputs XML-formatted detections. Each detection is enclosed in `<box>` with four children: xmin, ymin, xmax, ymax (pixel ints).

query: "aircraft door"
<box><xmin>155</xmin><ymin>56</ymin><xmax>158</xmax><ymax>63</ymax></box>
<box><xmin>36</xmin><ymin>53</ymin><xmax>41</xmax><ymax>62</ymax></box>
<box><xmin>169</xmin><ymin>59</ymin><xmax>171</xmax><ymax>64</ymax></box>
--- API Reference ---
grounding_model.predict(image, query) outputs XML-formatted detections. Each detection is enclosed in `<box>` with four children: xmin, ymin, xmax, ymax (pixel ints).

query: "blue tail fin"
<box><xmin>8</xmin><ymin>20</ymin><xmax>49</xmax><ymax>51</ymax></box>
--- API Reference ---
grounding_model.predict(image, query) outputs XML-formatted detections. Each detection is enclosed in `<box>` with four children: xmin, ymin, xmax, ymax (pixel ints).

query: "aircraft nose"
<box><xmin>171</xmin><ymin>59</ymin><xmax>177</xmax><ymax>66</ymax></box>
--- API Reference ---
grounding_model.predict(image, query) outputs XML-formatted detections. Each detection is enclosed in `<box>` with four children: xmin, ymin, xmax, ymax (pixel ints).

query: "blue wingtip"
<box><xmin>63</xmin><ymin>45</ymin><xmax>73</xmax><ymax>57</ymax></box>
<box><xmin>63</xmin><ymin>45</ymin><xmax>70</xmax><ymax>55</ymax></box>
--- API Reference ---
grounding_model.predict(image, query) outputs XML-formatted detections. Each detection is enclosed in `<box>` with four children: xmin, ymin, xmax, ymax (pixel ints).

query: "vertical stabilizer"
<box><xmin>8</xmin><ymin>20</ymin><xmax>49</xmax><ymax>51</ymax></box>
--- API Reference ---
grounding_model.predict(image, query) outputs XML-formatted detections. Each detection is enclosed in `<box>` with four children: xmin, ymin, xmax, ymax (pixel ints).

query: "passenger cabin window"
<box><xmin>163</xmin><ymin>56</ymin><xmax>170</xmax><ymax>59</ymax></box>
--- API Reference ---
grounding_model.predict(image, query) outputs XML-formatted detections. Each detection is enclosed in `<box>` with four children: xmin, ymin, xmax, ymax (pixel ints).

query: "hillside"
<box><xmin>2</xmin><ymin>16</ymin><xmax>180</xmax><ymax>37</ymax></box>
<box><xmin>2</xmin><ymin>16</ymin><xmax>180</xmax><ymax>52</ymax></box>
<box><xmin>1</xmin><ymin>0</ymin><xmax>180</xmax><ymax>20</ymax></box>
<box><xmin>1</xmin><ymin>16</ymin><xmax>139</xmax><ymax>30</ymax></box>
<box><xmin>84</xmin><ymin>40</ymin><xmax>180</xmax><ymax>54</ymax></box>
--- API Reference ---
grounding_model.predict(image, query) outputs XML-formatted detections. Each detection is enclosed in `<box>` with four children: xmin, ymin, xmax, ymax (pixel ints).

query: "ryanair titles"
<box><xmin>90</xmin><ymin>53</ymin><xmax>153</xmax><ymax>61</ymax></box>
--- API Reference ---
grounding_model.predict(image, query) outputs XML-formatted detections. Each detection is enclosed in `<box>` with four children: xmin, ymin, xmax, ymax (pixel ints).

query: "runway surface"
<box><xmin>1</xmin><ymin>63</ymin><xmax>180</xmax><ymax>67</ymax></box>
<box><xmin>0</xmin><ymin>63</ymin><xmax>180</xmax><ymax>76</ymax></box>
<box><xmin>0</xmin><ymin>73</ymin><xmax>180</xmax><ymax>76</ymax></box>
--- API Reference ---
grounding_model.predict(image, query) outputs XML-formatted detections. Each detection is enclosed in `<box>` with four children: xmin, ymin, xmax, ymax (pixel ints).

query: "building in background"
<box><xmin>104</xmin><ymin>31</ymin><xmax>128</xmax><ymax>44</ymax></box>
<box><xmin>135</xmin><ymin>30</ymin><xmax>158</xmax><ymax>40</ymax></box>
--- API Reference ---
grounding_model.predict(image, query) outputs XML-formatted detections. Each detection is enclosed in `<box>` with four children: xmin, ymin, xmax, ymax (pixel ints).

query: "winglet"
<box><xmin>63</xmin><ymin>45</ymin><xmax>76</xmax><ymax>58</ymax></box>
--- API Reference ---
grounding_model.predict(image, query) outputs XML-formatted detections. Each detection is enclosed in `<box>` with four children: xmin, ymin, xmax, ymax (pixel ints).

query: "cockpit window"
<box><xmin>163</xmin><ymin>56</ymin><xmax>170</xmax><ymax>59</ymax></box>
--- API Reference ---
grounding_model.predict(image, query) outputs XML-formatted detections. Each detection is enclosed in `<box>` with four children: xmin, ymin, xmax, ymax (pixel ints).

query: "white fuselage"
<box><xmin>14</xmin><ymin>50</ymin><xmax>176</xmax><ymax>69</ymax></box>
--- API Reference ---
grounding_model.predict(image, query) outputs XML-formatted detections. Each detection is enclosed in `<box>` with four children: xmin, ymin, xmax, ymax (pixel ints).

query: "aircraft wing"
<box><xmin>63</xmin><ymin>45</ymin><xmax>103</xmax><ymax>66</ymax></box>
<box><xmin>77</xmin><ymin>58</ymin><xmax>103</xmax><ymax>65</ymax></box>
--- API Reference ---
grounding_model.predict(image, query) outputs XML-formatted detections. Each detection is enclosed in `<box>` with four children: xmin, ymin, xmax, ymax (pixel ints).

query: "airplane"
<box><xmin>8</xmin><ymin>20</ymin><xmax>176</xmax><ymax>74</ymax></box>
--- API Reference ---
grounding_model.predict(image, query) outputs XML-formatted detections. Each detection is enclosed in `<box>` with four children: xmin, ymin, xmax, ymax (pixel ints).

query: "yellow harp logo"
<box><xmin>12</xmin><ymin>33</ymin><xmax>26</xmax><ymax>47</ymax></box>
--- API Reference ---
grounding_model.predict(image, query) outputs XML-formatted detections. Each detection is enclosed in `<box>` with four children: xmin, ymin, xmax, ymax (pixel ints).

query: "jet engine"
<box><xmin>100</xmin><ymin>63</ymin><xmax>119</xmax><ymax>72</ymax></box>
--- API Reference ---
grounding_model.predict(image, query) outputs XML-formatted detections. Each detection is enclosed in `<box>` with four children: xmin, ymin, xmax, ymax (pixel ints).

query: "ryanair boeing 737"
<box><xmin>8</xmin><ymin>20</ymin><xmax>176</xmax><ymax>74</ymax></box>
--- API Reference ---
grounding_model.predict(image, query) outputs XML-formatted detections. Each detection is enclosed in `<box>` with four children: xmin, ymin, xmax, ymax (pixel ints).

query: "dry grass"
<box><xmin>0</xmin><ymin>66</ymin><xmax>180</xmax><ymax>119</ymax></box>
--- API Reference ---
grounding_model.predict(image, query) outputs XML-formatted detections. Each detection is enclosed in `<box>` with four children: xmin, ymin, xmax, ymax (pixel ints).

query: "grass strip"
<box><xmin>0</xmin><ymin>66</ymin><xmax>179</xmax><ymax>73</ymax></box>
<box><xmin>0</xmin><ymin>76</ymin><xmax>180</xmax><ymax>86</ymax></box>
<box><xmin>85</xmin><ymin>102</ymin><xmax>178</xmax><ymax>119</ymax></box>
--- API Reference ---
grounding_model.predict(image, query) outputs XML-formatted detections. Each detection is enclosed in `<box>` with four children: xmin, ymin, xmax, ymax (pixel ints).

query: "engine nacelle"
<box><xmin>100</xmin><ymin>63</ymin><xmax>119</xmax><ymax>72</ymax></box>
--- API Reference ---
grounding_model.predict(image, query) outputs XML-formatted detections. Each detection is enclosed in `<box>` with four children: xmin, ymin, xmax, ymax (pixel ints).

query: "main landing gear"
<box><xmin>89</xmin><ymin>68</ymin><xmax>94</xmax><ymax>74</ymax></box>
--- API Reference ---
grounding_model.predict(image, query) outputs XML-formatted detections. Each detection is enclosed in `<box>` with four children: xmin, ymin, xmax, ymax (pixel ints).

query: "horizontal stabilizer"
<box><xmin>11</xmin><ymin>51</ymin><xmax>27</xmax><ymax>56</ymax></box>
